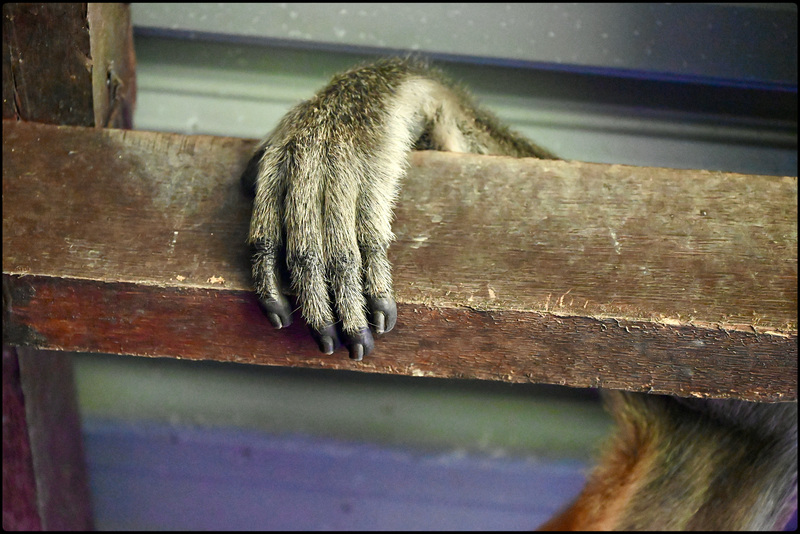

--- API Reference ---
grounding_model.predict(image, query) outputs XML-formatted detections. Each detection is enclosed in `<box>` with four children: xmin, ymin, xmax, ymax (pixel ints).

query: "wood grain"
<box><xmin>2</xmin><ymin>5</ymin><xmax>135</xmax><ymax>527</ymax></box>
<box><xmin>2</xmin><ymin>3</ymin><xmax>135</xmax><ymax>128</ymax></box>
<box><xmin>3</xmin><ymin>120</ymin><xmax>796</xmax><ymax>401</ymax></box>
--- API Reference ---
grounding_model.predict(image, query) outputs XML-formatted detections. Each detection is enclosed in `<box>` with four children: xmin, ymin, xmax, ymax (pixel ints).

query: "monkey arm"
<box><xmin>244</xmin><ymin>57</ymin><xmax>797</xmax><ymax>531</ymax></box>
<box><xmin>246</xmin><ymin>57</ymin><xmax>554</xmax><ymax>359</ymax></box>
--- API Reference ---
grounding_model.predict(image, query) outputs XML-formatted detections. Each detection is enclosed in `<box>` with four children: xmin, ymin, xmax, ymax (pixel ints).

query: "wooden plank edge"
<box><xmin>3</xmin><ymin>273</ymin><xmax>796</xmax><ymax>402</ymax></box>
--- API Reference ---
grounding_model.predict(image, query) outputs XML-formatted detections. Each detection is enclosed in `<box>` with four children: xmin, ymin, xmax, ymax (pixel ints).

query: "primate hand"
<box><xmin>245</xmin><ymin>58</ymin><xmax>554</xmax><ymax>359</ymax></box>
<box><xmin>244</xmin><ymin>57</ymin><xmax>797</xmax><ymax>532</ymax></box>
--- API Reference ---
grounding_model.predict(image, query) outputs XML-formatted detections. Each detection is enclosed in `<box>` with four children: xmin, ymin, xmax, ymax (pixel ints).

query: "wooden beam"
<box><xmin>2</xmin><ymin>346</ymin><xmax>93</xmax><ymax>530</ymax></box>
<box><xmin>3</xmin><ymin>120</ymin><xmax>797</xmax><ymax>401</ymax></box>
<box><xmin>2</xmin><ymin>3</ymin><xmax>135</xmax><ymax>128</ymax></box>
<box><xmin>2</xmin><ymin>346</ymin><xmax>41</xmax><ymax>530</ymax></box>
<box><xmin>15</xmin><ymin>348</ymin><xmax>93</xmax><ymax>529</ymax></box>
<box><xmin>2</xmin><ymin>5</ymin><xmax>134</xmax><ymax>528</ymax></box>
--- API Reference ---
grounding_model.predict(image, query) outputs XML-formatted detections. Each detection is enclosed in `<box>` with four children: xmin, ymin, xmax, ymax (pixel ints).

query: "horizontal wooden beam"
<box><xmin>3</xmin><ymin>120</ymin><xmax>797</xmax><ymax>401</ymax></box>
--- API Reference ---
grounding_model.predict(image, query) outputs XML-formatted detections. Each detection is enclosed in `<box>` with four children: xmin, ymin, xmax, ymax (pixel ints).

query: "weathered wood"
<box><xmin>2</xmin><ymin>346</ymin><xmax>93</xmax><ymax>531</ymax></box>
<box><xmin>1</xmin><ymin>5</ymin><xmax>133</xmax><ymax>529</ymax></box>
<box><xmin>86</xmin><ymin>3</ymin><xmax>137</xmax><ymax>129</ymax></box>
<box><xmin>16</xmin><ymin>348</ymin><xmax>93</xmax><ymax>530</ymax></box>
<box><xmin>2</xmin><ymin>346</ymin><xmax>41</xmax><ymax>531</ymax></box>
<box><xmin>2</xmin><ymin>3</ymin><xmax>135</xmax><ymax>128</ymax></box>
<box><xmin>3</xmin><ymin>120</ymin><xmax>797</xmax><ymax>401</ymax></box>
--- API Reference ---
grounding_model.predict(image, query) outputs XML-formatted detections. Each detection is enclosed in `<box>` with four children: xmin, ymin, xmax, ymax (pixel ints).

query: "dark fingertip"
<box><xmin>321</xmin><ymin>336</ymin><xmax>335</xmax><ymax>355</ymax></box>
<box><xmin>349</xmin><ymin>344</ymin><xmax>364</xmax><ymax>361</ymax></box>
<box><xmin>367</xmin><ymin>296</ymin><xmax>397</xmax><ymax>334</ymax></box>
<box><xmin>310</xmin><ymin>324</ymin><xmax>340</xmax><ymax>355</ymax></box>
<box><xmin>267</xmin><ymin>313</ymin><xmax>283</xmax><ymax>329</ymax></box>
<box><xmin>258</xmin><ymin>296</ymin><xmax>293</xmax><ymax>329</ymax></box>
<box><xmin>344</xmin><ymin>327</ymin><xmax>374</xmax><ymax>360</ymax></box>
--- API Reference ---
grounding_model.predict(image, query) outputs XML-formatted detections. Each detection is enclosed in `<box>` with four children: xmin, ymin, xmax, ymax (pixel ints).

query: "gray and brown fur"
<box><xmin>246</xmin><ymin>57</ymin><xmax>796</xmax><ymax>529</ymax></box>
<box><xmin>246</xmin><ymin>57</ymin><xmax>554</xmax><ymax>359</ymax></box>
<box><xmin>541</xmin><ymin>392</ymin><xmax>797</xmax><ymax>530</ymax></box>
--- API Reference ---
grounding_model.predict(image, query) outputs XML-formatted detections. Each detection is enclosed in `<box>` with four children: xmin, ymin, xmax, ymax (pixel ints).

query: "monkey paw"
<box><xmin>243</xmin><ymin>105</ymin><xmax>400</xmax><ymax>359</ymax></box>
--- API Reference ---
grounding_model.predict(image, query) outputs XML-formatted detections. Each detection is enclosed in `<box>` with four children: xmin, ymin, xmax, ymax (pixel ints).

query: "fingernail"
<box><xmin>374</xmin><ymin>312</ymin><xmax>385</xmax><ymax>335</ymax></box>
<box><xmin>320</xmin><ymin>336</ymin><xmax>335</xmax><ymax>355</ymax></box>
<box><xmin>349</xmin><ymin>344</ymin><xmax>364</xmax><ymax>361</ymax></box>
<box><xmin>267</xmin><ymin>313</ymin><xmax>283</xmax><ymax>329</ymax></box>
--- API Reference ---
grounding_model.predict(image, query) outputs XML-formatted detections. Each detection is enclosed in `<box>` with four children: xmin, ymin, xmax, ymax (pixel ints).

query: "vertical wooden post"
<box><xmin>2</xmin><ymin>2</ymin><xmax>136</xmax><ymax>529</ymax></box>
<box><xmin>2</xmin><ymin>3</ymin><xmax>135</xmax><ymax>128</ymax></box>
<box><xmin>2</xmin><ymin>346</ymin><xmax>42</xmax><ymax>530</ymax></box>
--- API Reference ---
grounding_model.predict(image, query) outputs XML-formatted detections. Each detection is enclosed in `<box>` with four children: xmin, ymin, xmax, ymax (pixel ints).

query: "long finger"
<box><xmin>249</xmin><ymin>144</ymin><xmax>293</xmax><ymax>328</ymax></box>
